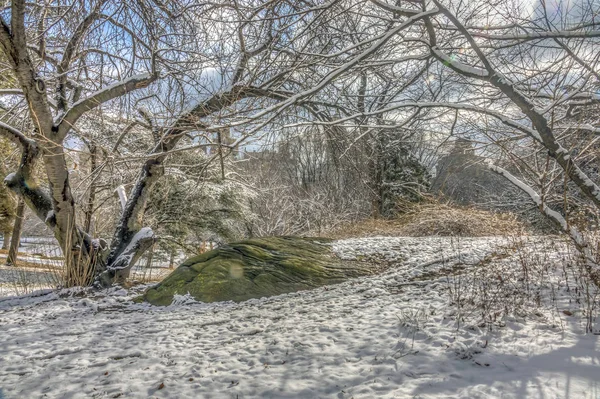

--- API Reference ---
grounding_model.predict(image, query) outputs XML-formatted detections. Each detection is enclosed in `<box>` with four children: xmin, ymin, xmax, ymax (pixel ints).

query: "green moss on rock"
<box><xmin>143</xmin><ymin>236</ymin><xmax>380</xmax><ymax>306</ymax></box>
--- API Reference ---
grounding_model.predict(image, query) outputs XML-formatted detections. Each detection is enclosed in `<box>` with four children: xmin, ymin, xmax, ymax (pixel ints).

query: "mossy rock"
<box><xmin>144</xmin><ymin>236</ymin><xmax>381</xmax><ymax>306</ymax></box>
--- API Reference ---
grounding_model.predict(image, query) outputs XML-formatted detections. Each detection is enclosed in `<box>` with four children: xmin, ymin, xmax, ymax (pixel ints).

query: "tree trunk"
<box><xmin>83</xmin><ymin>143</ymin><xmax>97</xmax><ymax>235</ymax></box>
<box><xmin>4</xmin><ymin>148</ymin><xmax>101</xmax><ymax>284</ymax></box>
<box><xmin>2</xmin><ymin>230</ymin><xmax>9</xmax><ymax>250</ymax></box>
<box><xmin>7</xmin><ymin>198</ymin><xmax>25</xmax><ymax>265</ymax></box>
<box><xmin>169</xmin><ymin>249</ymin><xmax>175</xmax><ymax>269</ymax></box>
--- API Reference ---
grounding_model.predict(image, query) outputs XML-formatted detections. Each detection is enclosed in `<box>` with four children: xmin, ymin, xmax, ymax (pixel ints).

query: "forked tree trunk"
<box><xmin>7</xmin><ymin>198</ymin><xmax>25</xmax><ymax>265</ymax></box>
<box><xmin>5</xmin><ymin>166</ymin><xmax>104</xmax><ymax>285</ymax></box>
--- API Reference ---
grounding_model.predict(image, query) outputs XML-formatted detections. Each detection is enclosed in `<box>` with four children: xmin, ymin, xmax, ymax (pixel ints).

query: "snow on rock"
<box><xmin>0</xmin><ymin>236</ymin><xmax>599</xmax><ymax>398</ymax></box>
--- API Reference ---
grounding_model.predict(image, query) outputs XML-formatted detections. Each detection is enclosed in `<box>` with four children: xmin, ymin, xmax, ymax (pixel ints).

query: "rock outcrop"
<box><xmin>144</xmin><ymin>236</ymin><xmax>382</xmax><ymax>305</ymax></box>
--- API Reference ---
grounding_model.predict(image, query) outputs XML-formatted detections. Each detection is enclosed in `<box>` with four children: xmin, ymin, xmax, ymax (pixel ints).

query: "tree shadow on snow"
<box><xmin>412</xmin><ymin>328</ymin><xmax>600</xmax><ymax>399</ymax></box>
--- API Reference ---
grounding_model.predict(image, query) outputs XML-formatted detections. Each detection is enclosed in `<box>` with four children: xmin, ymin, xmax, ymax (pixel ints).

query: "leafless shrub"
<box><xmin>443</xmin><ymin>236</ymin><xmax>600</xmax><ymax>333</ymax></box>
<box><xmin>394</xmin><ymin>307</ymin><xmax>431</xmax><ymax>358</ymax></box>
<box><xmin>0</xmin><ymin>242</ymin><xmax>63</xmax><ymax>297</ymax></box>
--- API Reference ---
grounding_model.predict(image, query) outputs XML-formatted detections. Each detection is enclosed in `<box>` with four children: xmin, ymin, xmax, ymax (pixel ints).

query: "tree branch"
<box><xmin>423</xmin><ymin>3</ymin><xmax>600</xmax><ymax>212</ymax></box>
<box><xmin>0</xmin><ymin>88</ymin><xmax>23</xmax><ymax>95</ymax></box>
<box><xmin>57</xmin><ymin>72</ymin><xmax>157</xmax><ymax>138</ymax></box>
<box><xmin>489</xmin><ymin>163</ymin><xmax>600</xmax><ymax>285</ymax></box>
<box><xmin>57</xmin><ymin>4</ymin><xmax>104</xmax><ymax>110</ymax></box>
<box><xmin>0</xmin><ymin>121</ymin><xmax>34</xmax><ymax>148</ymax></box>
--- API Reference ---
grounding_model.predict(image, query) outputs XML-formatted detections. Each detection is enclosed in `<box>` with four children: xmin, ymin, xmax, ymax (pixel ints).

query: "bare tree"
<box><xmin>346</xmin><ymin>0</ymin><xmax>600</xmax><ymax>274</ymax></box>
<box><xmin>0</xmin><ymin>0</ymin><xmax>394</xmax><ymax>286</ymax></box>
<box><xmin>2</xmin><ymin>0</ymin><xmax>596</xmax><ymax>288</ymax></box>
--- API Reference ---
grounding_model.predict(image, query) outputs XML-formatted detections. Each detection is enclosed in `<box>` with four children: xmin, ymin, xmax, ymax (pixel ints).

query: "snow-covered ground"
<box><xmin>0</xmin><ymin>236</ymin><xmax>174</xmax><ymax>297</ymax></box>
<box><xmin>0</xmin><ymin>236</ymin><xmax>599</xmax><ymax>398</ymax></box>
<box><xmin>0</xmin><ymin>236</ymin><xmax>61</xmax><ymax>254</ymax></box>
<box><xmin>0</xmin><ymin>236</ymin><xmax>63</xmax><ymax>265</ymax></box>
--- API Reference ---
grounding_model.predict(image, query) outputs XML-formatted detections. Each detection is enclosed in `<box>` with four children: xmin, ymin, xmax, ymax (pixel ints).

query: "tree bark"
<box><xmin>2</xmin><ymin>230</ymin><xmax>9</xmax><ymax>250</ymax></box>
<box><xmin>83</xmin><ymin>143</ymin><xmax>97</xmax><ymax>235</ymax></box>
<box><xmin>169</xmin><ymin>249</ymin><xmax>175</xmax><ymax>269</ymax></box>
<box><xmin>7</xmin><ymin>198</ymin><xmax>24</xmax><ymax>265</ymax></box>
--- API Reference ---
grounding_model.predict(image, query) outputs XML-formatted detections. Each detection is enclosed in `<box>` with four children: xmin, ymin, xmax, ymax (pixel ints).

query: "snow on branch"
<box><xmin>488</xmin><ymin>163</ymin><xmax>586</xmax><ymax>248</ymax></box>
<box><xmin>115</xmin><ymin>185</ymin><xmax>128</xmax><ymax>211</ymax></box>
<box><xmin>575</xmin><ymin>124</ymin><xmax>600</xmax><ymax>135</ymax></box>
<box><xmin>567</xmin><ymin>93</ymin><xmax>600</xmax><ymax>115</ymax></box>
<box><xmin>489</xmin><ymin>162</ymin><xmax>600</xmax><ymax>283</ymax></box>
<box><xmin>0</xmin><ymin>121</ymin><xmax>35</xmax><ymax>148</ymax></box>
<box><xmin>110</xmin><ymin>227</ymin><xmax>154</xmax><ymax>269</ymax></box>
<box><xmin>0</xmin><ymin>89</ymin><xmax>24</xmax><ymax>96</ymax></box>
<box><xmin>223</xmin><ymin>8</ymin><xmax>441</xmax><ymax>125</ymax></box>
<box><xmin>286</xmin><ymin>101</ymin><xmax>544</xmax><ymax>144</ymax></box>
<box><xmin>98</xmin><ymin>226</ymin><xmax>156</xmax><ymax>284</ymax></box>
<box><xmin>57</xmin><ymin>72</ymin><xmax>157</xmax><ymax>137</ymax></box>
<box><xmin>430</xmin><ymin>46</ymin><xmax>489</xmax><ymax>78</ymax></box>
<box><xmin>470</xmin><ymin>29</ymin><xmax>600</xmax><ymax>41</ymax></box>
<box><xmin>166</xmin><ymin>8</ymin><xmax>439</xmax><ymax>136</ymax></box>
<box><xmin>369</xmin><ymin>0</ymin><xmax>421</xmax><ymax>17</ymax></box>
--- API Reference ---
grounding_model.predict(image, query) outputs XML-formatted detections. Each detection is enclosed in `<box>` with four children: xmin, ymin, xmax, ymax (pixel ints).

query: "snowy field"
<box><xmin>0</xmin><ymin>237</ymin><xmax>174</xmax><ymax>297</ymax></box>
<box><xmin>0</xmin><ymin>236</ymin><xmax>599</xmax><ymax>398</ymax></box>
<box><xmin>0</xmin><ymin>236</ymin><xmax>63</xmax><ymax>263</ymax></box>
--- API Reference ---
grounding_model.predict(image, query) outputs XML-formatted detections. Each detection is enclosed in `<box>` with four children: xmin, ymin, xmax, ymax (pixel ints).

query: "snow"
<box><xmin>109</xmin><ymin>227</ymin><xmax>155</xmax><ymax>271</ymax></box>
<box><xmin>431</xmin><ymin>47</ymin><xmax>489</xmax><ymax>78</ymax></box>
<box><xmin>68</xmin><ymin>73</ymin><xmax>153</xmax><ymax>112</ymax></box>
<box><xmin>0</xmin><ymin>236</ymin><xmax>599</xmax><ymax>398</ymax></box>
<box><xmin>45</xmin><ymin>210</ymin><xmax>55</xmax><ymax>223</ymax></box>
<box><xmin>115</xmin><ymin>185</ymin><xmax>128</xmax><ymax>210</ymax></box>
<box><xmin>3</xmin><ymin>172</ymin><xmax>16</xmax><ymax>184</ymax></box>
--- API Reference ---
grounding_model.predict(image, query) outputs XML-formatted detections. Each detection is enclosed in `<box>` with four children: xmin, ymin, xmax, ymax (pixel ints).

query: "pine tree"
<box><xmin>377</xmin><ymin>133</ymin><xmax>431</xmax><ymax>217</ymax></box>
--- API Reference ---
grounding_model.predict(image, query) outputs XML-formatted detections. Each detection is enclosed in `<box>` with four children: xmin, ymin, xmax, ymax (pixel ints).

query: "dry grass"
<box><xmin>0</xmin><ymin>249</ymin><xmax>29</xmax><ymax>256</ymax></box>
<box><xmin>325</xmin><ymin>201</ymin><xmax>528</xmax><ymax>239</ymax></box>
<box><xmin>3</xmin><ymin>259</ymin><xmax>63</xmax><ymax>270</ymax></box>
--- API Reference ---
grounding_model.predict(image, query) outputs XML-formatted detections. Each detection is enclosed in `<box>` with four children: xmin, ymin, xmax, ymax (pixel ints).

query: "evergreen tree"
<box><xmin>375</xmin><ymin>132</ymin><xmax>431</xmax><ymax>217</ymax></box>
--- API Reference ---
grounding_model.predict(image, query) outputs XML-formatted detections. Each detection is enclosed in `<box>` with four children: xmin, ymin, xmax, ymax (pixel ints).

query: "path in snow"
<box><xmin>0</xmin><ymin>236</ymin><xmax>598</xmax><ymax>398</ymax></box>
